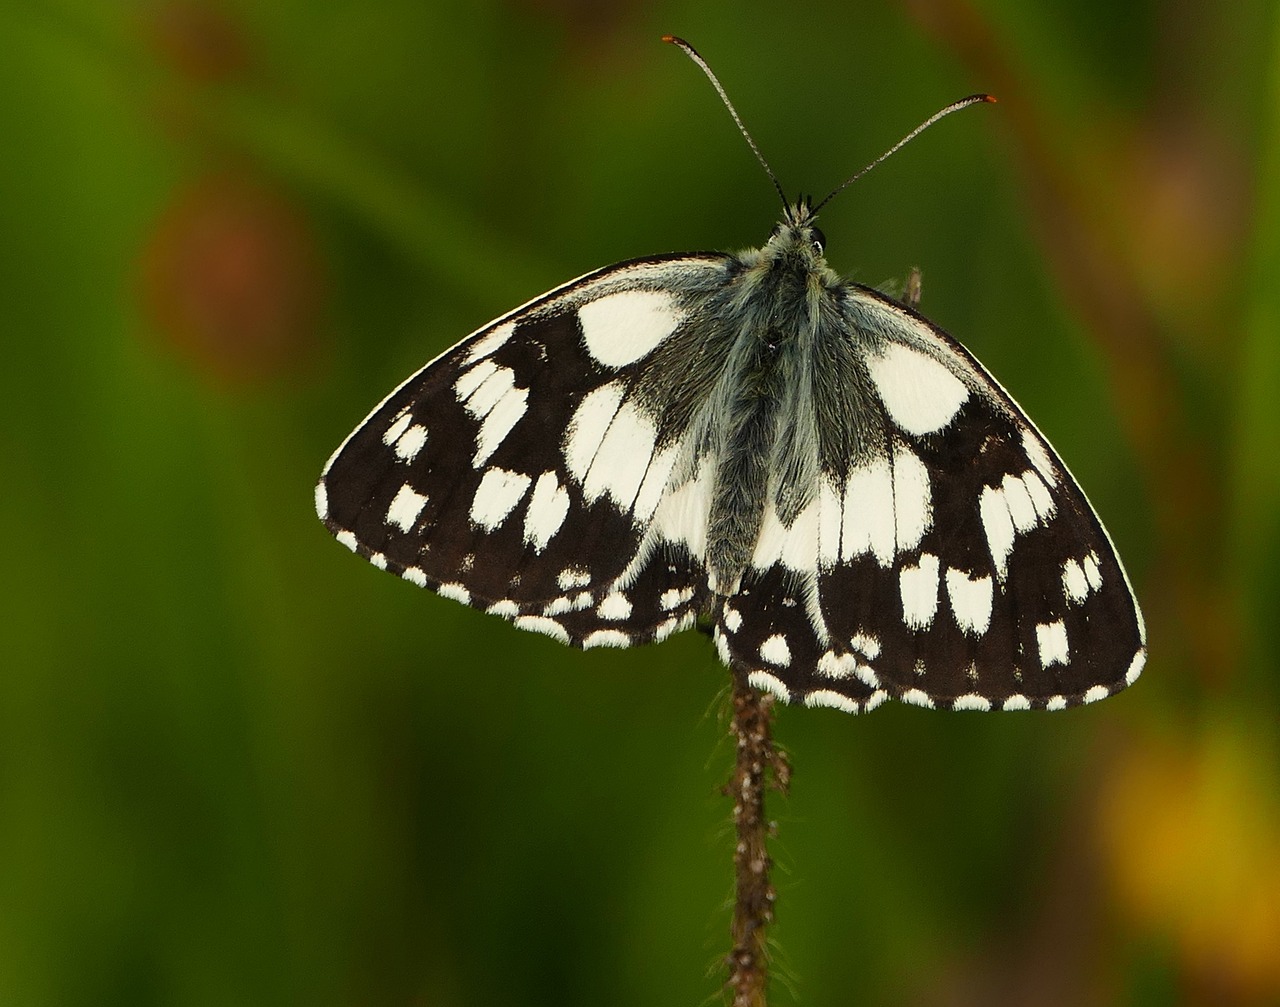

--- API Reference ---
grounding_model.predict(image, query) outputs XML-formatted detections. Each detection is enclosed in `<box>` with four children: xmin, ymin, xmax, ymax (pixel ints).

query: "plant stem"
<box><xmin>726</xmin><ymin>669</ymin><xmax>791</xmax><ymax>1006</ymax></box>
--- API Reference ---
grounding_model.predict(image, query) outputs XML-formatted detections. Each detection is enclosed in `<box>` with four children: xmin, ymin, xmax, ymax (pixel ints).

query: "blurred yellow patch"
<box><xmin>1098</xmin><ymin>718</ymin><xmax>1280</xmax><ymax>999</ymax></box>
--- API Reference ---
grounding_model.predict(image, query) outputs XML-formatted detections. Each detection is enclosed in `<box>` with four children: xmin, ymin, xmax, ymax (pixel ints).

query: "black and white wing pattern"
<box><xmin>714</xmin><ymin>282</ymin><xmax>1147</xmax><ymax>714</ymax></box>
<box><xmin>318</xmin><ymin>210</ymin><xmax>1146</xmax><ymax>714</ymax></box>
<box><xmin>317</xmin><ymin>253</ymin><xmax>738</xmax><ymax>650</ymax></box>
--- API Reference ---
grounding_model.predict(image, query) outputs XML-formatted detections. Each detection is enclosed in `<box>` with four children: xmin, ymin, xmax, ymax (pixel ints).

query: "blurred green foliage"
<box><xmin>2</xmin><ymin>1</ymin><xmax>1278</xmax><ymax>1004</ymax></box>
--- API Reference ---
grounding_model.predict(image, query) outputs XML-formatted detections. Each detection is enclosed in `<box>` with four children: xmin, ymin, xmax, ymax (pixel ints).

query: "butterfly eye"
<box><xmin>810</xmin><ymin>227</ymin><xmax>826</xmax><ymax>255</ymax></box>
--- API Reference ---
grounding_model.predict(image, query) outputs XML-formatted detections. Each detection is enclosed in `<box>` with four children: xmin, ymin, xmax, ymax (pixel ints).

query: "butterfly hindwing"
<box><xmin>801</xmin><ymin>286</ymin><xmax>1146</xmax><ymax>711</ymax></box>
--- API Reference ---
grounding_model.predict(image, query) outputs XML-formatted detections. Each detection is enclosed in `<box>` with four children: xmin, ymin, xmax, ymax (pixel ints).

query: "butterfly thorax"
<box><xmin>699</xmin><ymin>213</ymin><xmax>840</xmax><ymax>594</ymax></box>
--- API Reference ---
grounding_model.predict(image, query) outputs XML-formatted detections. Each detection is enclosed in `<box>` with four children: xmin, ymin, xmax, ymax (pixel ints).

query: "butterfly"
<box><xmin>316</xmin><ymin>37</ymin><xmax>1146</xmax><ymax>714</ymax></box>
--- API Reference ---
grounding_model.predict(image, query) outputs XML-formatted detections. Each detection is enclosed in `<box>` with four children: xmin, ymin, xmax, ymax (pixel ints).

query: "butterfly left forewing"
<box><xmin>811</xmin><ymin>286</ymin><xmax>1146</xmax><ymax>711</ymax></box>
<box><xmin>318</xmin><ymin>253</ymin><xmax>735</xmax><ymax>645</ymax></box>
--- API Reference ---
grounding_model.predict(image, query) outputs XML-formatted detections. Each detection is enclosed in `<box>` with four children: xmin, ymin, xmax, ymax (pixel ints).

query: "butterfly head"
<box><xmin>766</xmin><ymin>197</ymin><xmax>827</xmax><ymax>263</ymax></box>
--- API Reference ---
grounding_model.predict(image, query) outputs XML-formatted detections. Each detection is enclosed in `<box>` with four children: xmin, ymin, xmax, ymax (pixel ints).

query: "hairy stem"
<box><xmin>726</xmin><ymin>670</ymin><xmax>791</xmax><ymax>1006</ymax></box>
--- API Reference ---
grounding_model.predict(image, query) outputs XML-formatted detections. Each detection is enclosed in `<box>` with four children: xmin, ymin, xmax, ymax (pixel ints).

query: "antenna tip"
<box><xmin>982</xmin><ymin>94</ymin><xmax>998</xmax><ymax>104</ymax></box>
<box><xmin>661</xmin><ymin>34</ymin><xmax>684</xmax><ymax>46</ymax></box>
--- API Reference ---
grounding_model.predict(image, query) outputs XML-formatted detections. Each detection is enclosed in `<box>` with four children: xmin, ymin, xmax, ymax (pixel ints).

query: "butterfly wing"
<box><xmin>730</xmin><ymin>284</ymin><xmax>1146</xmax><ymax>712</ymax></box>
<box><xmin>318</xmin><ymin>253</ymin><xmax>736</xmax><ymax>647</ymax></box>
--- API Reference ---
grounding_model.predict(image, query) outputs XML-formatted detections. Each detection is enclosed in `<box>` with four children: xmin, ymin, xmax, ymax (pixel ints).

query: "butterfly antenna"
<box><xmin>812</xmin><ymin>94</ymin><xmax>996</xmax><ymax>215</ymax></box>
<box><xmin>663</xmin><ymin>35</ymin><xmax>788</xmax><ymax>212</ymax></box>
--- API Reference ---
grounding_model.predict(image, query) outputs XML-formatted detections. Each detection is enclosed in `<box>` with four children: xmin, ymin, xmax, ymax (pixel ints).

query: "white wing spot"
<box><xmin>817</xmin><ymin>652</ymin><xmax>857</xmax><ymax>679</ymax></box>
<box><xmin>659</xmin><ymin>586</ymin><xmax>694</xmax><ymax>611</ymax></box>
<box><xmin>1083</xmin><ymin>551</ymin><xmax>1103</xmax><ymax>591</ymax></box>
<box><xmin>597</xmin><ymin>592</ymin><xmax>633</xmax><ymax>621</ymax></box>
<box><xmin>759</xmin><ymin>634</ymin><xmax>791</xmax><ymax>667</ymax></box>
<box><xmin>514</xmin><ymin>615</ymin><xmax>570</xmax><ymax>644</ymax></box>
<box><xmin>867</xmin><ymin>342</ymin><xmax>969</xmax><ymax>436</ymax></box>
<box><xmin>1126</xmin><ymin>649</ymin><xmax>1146</xmax><ymax>685</ymax></box>
<box><xmin>1021</xmin><ymin>428</ymin><xmax>1057</xmax><ymax>485</ymax></box>
<box><xmin>893</xmin><ymin>443</ymin><xmax>933</xmax><ymax>553</ymax></box>
<box><xmin>437</xmin><ymin>583</ymin><xmax>470</xmax><ymax>604</ymax></box>
<box><xmin>900</xmin><ymin>688</ymin><xmax>935</xmax><ymax>709</ymax></box>
<box><xmin>382</xmin><ymin>411</ymin><xmax>412</xmax><ymax>447</ymax></box>
<box><xmin>655</xmin><ymin>459</ymin><xmax>714</xmax><ymax>558</ymax></box>
<box><xmin>1083</xmin><ymin>685</ymin><xmax>1109</xmax><ymax>704</ymax></box>
<box><xmin>314</xmin><ymin>482</ymin><xmax>329</xmax><ymax>521</ymax></box>
<box><xmin>850</xmin><ymin>632</ymin><xmax>881</xmax><ymax>660</ymax></box>
<box><xmin>469</xmin><ymin>468</ymin><xmax>532</xmax><ymax>531</ymax></box>
<box><xmin>804</xmin><ymin>689</ymin><xmax>859</xmax><ymax>713</ymax></box>
<box><xmin>582</xmin><ymin>400</ymin><xmax>658</xmax><ymax>509</ymax></box>
<box><xmin>487</xmin><ymin>599</ymin><xmax>518</xmax><ymax>617</ymax></box>
<box><xmin>1036</xmin><ymin>619</ymin><xmax>1070</xmax><ymax>668</ymax></box>
<box><xmin>899</xmin><ymin>554</ymin><xmax>940</xmax><ymax>630</ymax></box>
<box><xmin>1045</xmin><ymin>695</ymin><xmax>1068</xmax><ymax>712</ymax></box>
<box><xmin>385</xmin><ymin>483</ymin><xmax>429</xmax><ymax>532</ymax></box>
<box><xmin>557</xmin><ymin>567</ymin><xmax>592</xmax><ymax>590</ymax></box>
<box><xmin>1062</xmin><ymin>558</ymin><xmax>1089</xmax><ymax>603</ymax></box>
<box><xmin>453</xmin><ymin>359</ymin><xmax>499</xmax><ymax>403</ymax></box>
<box><xmin>723</xmin><ymin>607</ymin><xmax>743</xmax><ymax>633</ymax></box>
<box><xmin>842</xmin><ymin>456</ymin><xmax>895</xmax><ymax>567</ymax></box>
<box><xmin>1001</xmin><ymin>473</ymin><xmax>1039</xmax><ymax>532</ymax></box>
<box><xmin>747</xmin><ymin>670</ymin><xmax>790</xmax><ymax>702</ymax></box>
<box><xmin>472</xmin><ymin>385</ymin><xmax>528</xmax><ymax>465</ymax></box>
<box><xmin>523</xmin><ymin>471</ymin><xmax>571</xmax><ymax>552</ymax></box>
<box><xmin>402</xmin><ymin>567</ymin><xmax>427</xmax><ymax>587</ymax></box>
<box><xmin>1002</xmin><ymin>694</ymin><xmax>1031</xmax><ymax>711</ymax></box>
<box><xmin>952</xmin><ymin>694</ymin><xmax>992</xmax><ymax>711</ymax></box>
<box><xmin>369</xmin><ymin>553</ymin><xmax>387</xmax><ymax>570</ymax></box>
<box><xmin>583</xmin><ymin>629</ymin><xmax>631</xmax><ymax>648</ymax></box>
<box><xmin>564</xmin><ymin>381</ymin><xmax>625</xmax><ymax>483</ymax></box>
<box><xmin>578</xmin><ymin>289</ymin><xmax>682</xmax><ymax>369</ymax></box>
<box><xmin>1023</xmin><ymin>470</ymin><xmax>1055</xmax><ymax>519</ymax></box>
<box><xmin>945</xmin><ymin>567</ymin><xmax>993</xmax><ymax>636</ymax></box>
<box><xmin>335</xmin><ymin>529</ymin><xmax>357</xmax><ymax>552</ymax></box>
<box><xmin>980</xmin><ymin>484</ymin><xmax>1016</xmax><ymax>580</ymax></box>
<box><xmin>464</xmin><ymin>320</ymin><xmax>515</xmax><ymax>364</ymax></box>
<box><xmin>393</xmin><ymin>424</ymin><xmax>428</xmax><ymax>462</ymax></box>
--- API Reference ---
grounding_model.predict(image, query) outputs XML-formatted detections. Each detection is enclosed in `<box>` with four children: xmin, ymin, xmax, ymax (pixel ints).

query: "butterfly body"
<box><xmin>318</xmin><ymin>189</ymin><xmax>1145</xmax><ymax>715</ymax></box>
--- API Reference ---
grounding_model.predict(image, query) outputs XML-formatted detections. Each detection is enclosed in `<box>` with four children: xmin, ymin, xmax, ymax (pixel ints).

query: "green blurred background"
<box><xmin>3</xmin><ymin>1</ymin><xmax>1278</xmax><ymax>1004</ymax></box>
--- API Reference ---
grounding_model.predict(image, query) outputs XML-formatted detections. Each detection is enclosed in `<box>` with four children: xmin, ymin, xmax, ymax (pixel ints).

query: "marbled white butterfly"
<box><xmin>316</xmin><ymin>37</ymin><xmax>1146</xmax><ymax>714</ymax></box>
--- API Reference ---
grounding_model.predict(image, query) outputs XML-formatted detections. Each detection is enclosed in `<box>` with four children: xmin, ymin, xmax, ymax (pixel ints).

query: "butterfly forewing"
<box><xmin>318</xmin><ymin>254</ymin><xmax>734</xmax><ymax>646</ymax></box>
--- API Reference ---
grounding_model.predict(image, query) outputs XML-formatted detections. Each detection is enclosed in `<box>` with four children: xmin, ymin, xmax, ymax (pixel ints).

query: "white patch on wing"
<box><xmin>850</xmin><ymin>632</ymin><xmax>881</xmax><ymax>660</ymax></box>
<box><xmin>945</xmin><ymin>567</ymin><xmax>993</xmax><ymax>636</ymax></box>
<box><xmin>1045</xmin><ymin>695</ymin><xmax>1067</xmax><ymax>711</ymax></box>
<box><xmin>1083</xmin><ymin>684</ymin><xmax>1109</xmax><ymax>704</ymax></box>
<box><xmin>335</xmin><ymin>530</ymin><xmax>357</xmax><ymax>552</ymax></box>
<box><xmin>1126</xmin><ymin>649</ymin><xmax>1145</xmax><ymax>685</ymax></box>
<box><xmin>751</xmin><ymin>497</ymin><xmax>820</xmax><ymax>573</ymax></box>
<box><xmin>314</xmin><ymin>481</ymin><xmax>329</xmax><ymax>521</ymax></box>
<box><xmin>892</xmin><ymin>443</ymin><xmax>933</xmax><ymax>553</ymax></box>
<box><xmin>564</xmin><ymin>381</ymin><xmax>626</xmax><ymax>483</ymax></box>
<box><xmin>655</xmin><ymin>458</ymin><xmax>715</xmax><ymax>558</ymax></box>
<box><xmin>487</xmin><ymin>599</ymin><xmax>518</xmax><ymax>617</ymax></box>
<box><xmin>1002</xmin><ymin>694</ymin><xmax>1031</xmax><ymax>711</ymax></box>
<box><xmin>382</xmin><ymin>411</ymin><xmax>411</xmax><ymax>447</ymax></box>
<box><xmin>659</xmin><ymin>587</ymin><xmax>694</xmax><ymax>611</ymax></box>
<box><xmin>633</xmin><ymin>442</ymin><xmax>680</xmax><ymax>522</ymax></box>
<box><xmin>454</xmin><ymin>359</ymin><xmax>501</xmax><ymax>406</ymax></box>
<box><xmin>385</xmin><ymin>483</ymin><xmax>428</xmax><ymax>532</ymax></box>
<box><xmin>804</xmin><ymin>689</ymin><xmax>859</xmax><ymax>713</ymax></box>
<box><xmin>1023</xmin><ymin>470</ymin><xmax>1055</xmax><ymax>519</ymax></box>
<box><xmin>899</xmin><ymin>553</ymin><xmax>940</xmax><ymax>630</ymax></box>
<box><xmin>866</xmin><ymin>342</ymin><xmax>969</xmax><ymax>436</ymax></box>
<box><xmin>582</xmin><ymin>400</ymin><xmax>658</xmax><ymax>509</ymax></box>
<box><xmin>597</xmin><ymin>592</ymin><xmax>633</xmax><ymax>621</ymax></box>
<box><xmin>513</xmin><ymin>615</ymin><xmax>570</xmax><ymax>644</ymax></box>
<box><xmin>980</xmin><ymin>484</ymin><xmax>1016</xmax><ymax>581</ymax></box>
<box><xmin>402</xmin><ymin>566</ymin><xmax>427</xmax><ymax>587</ymax></box>
<box><xmin>464</xmin><ymin>320</ymin><xmax>515</xmax><ymax>364</ymax></box>
<box><xmin>817</xmin><ymin>651</ymin><xmax>857</xmax><ymax>678</ymax></box>
<box><xmin>469</xmin><ymin>468</ymin><xmax>532</xmax><ymax>531</ymax></box>
<box><xmin>817</xmin><ymin>479</ymin><xmax>843</xmax><ymax>564</ymax></box>
<box><xmin>1001</xmin><ymin>473</ymin><xmax>1039</xmax><ymax>533</ymax></box>
<box><xmin>471</xmin><ymin>385</ymin><xmax>528</xmax><ymax>466</ymax></box>
<box><xmin>900</xmin><ymin>688</ymin><xmax>935</xmax><ymax>709</ymax></box>
<box><xmin>1021</xmin><ymin>428</ymin><xmax>1057</xmax><ymax>485</ymax></box>
<box><xmin>747</xmin><ymin>670</ymin><xmax>790</xmax><ymax>702</ymax></box>
<box><xmin>1036</xmin><ymin>619</ymin><xmax>1069</xmax><ymax>669</ymax></box>
<box><xmin>437</xmin><ymin>583</ymin><xmax>471</xmax><ymax>604</ymax></box>
<box><xmin>1062</xmin><ymin>558</ymin><xmax>1089</xmax><ymax>603</ymax></box>
<box><xmin>1083</xmin><ymin>551</ymin><xmax>1103</xmax><ymax>591</ymax></box>
<box><xmin>583</xmin><ymin>629</ymin><xmax>631</xmax><ymax>648</ymax></box>
<box><xmin>952</xmin><ymin>694</ymin><xmax>991</xmax><ymax>711</ymax></box>
<box><xmin>393</xmin><ymin>424</ymin><xmax>428</xmax><ymax>462</ymax></box>
<box><xmin>723</xmin><ymin>606</ymin><xmax>743</xmax><ymax>633</ymax></box>
<box><xmin>842</xmin><ymin>456</ymin><xmax>895</xmax><ymax>567</ymax></box>
<box><xmin>557</xmin><ymin>567</ymin><xmax>592</xmax><ymax>590</ymax></box>
<box><xmin>523</xmin><ymin>471</ymin><xmax>571</xmax><ymax>551</ymax></box>
<box><xmin>759</xmin><ymin>634</ymin><xmax>791</xmax><ymax>667</ymax></box>
<box><xmin>578</xmin><ymin>289</ymin><xmax>683</xmax><ymax>369</ymax></box>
